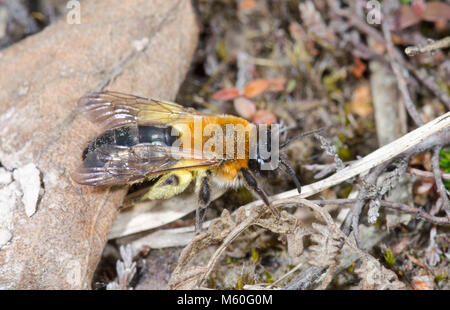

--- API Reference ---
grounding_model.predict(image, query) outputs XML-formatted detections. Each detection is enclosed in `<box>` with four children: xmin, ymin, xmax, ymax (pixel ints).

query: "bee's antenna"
<box><xmin>279</xmin><ymin>127</ymin><xmax>327</xmax><ymax>149</ymax></box>
<box><xmin>279</xmin><ymin>158</ymin><xmax>302</xmax><ymax>194</ymax></box>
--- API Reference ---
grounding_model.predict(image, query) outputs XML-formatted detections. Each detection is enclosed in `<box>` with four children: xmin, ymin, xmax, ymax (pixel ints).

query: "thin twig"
<box><xmin>305</xmin><ymin>164</ymin><xmax>450</xmax><ymax>181</ymax></box>
<box><xmin>310</xmin><ymin>199</ymin><xmax>450</xmax><ymax>225</ymax></box>
<box><xmin>404</xmin><ymin>63</ymin><xmax>450</xmax><ymax>110</ymax></box>
<box><xmin>283</xmin><ymin>266</ymin><xmax>326</xmax><ymax>290</ymax></box>
<box><xmin>407</xmin><ymin>167</ymin><xmax>450</xmax><ymax>181</ymax></box>
<box><xmin>341</xmin><ymin>161</ymin><xmax>391</xmax><ymax>245</ymax></box>
<box><xmin>381</xmin><ymin>7</ymin><xmax>424</xmax><ymax>127</ymax></box>
<box><xmin>405</xmin><ymin>37</ymin><xmax>450</xmax><ymax>57</ymax></box>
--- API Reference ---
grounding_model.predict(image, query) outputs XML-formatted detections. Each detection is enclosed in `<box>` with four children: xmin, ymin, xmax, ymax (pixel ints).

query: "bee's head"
<box><xmin>248</xmin><ymin>125</ymin><xmax>302</xmax><ymax>194</ymax></box>
<box><xmin>248</xmin><ymin>126</ymin><xmax>326</xmax><ymax>194</ymax></box>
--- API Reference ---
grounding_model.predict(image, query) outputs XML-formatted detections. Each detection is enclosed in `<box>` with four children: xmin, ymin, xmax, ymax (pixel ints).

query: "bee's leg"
<box><xmin>241</xmin><ymin>168</ymin><xmax>280</xmax><ymax>219</ymax></box>
<box><xmin>195</xmin><ymin>172</ymin><xmax>211</xmax><ymax>234</ymax></box>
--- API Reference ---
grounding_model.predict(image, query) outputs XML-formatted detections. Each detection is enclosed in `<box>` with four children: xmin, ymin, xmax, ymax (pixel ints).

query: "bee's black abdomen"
<box><xmin>138</xmin><ymin>125</ymin><xmax>177</xmax><ymax>146</ymax></box>
<box><xmin>82</xmin><ymin>126</ymin><xmax>138</xmax><ymax>160</ymax></box>
<box><xmin>82</xmin><ymin>125</ymin><xmax>178</xmax><ymax>160</ymax></box>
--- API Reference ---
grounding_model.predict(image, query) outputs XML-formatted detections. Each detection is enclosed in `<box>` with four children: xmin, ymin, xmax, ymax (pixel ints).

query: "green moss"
<box><xmin>235</xmin><ymin>276</ymin><xmax>244</xmax><ymax>290</ymax></box>
<box><xmin>251</xmin><ymin>247</ymin><xmax>259</xmax><ymax>264</ymax></box>
<box><xmin>264</xmin><ymin>271</ymin><xmax>273</xmax><ymax>283</ymax></box>
<box><xmin>337</xmin><ymin>183</ymin><xmax>353</xmax><ymax>198</ymax></box>
<box><xmin>225</xmin><ymin>256</ymin><xmax>232</xmax><ymax>265</ymax></box>
<box><xmin>384</xmin><ymin>248</ymin><xmax>396</xmax><ymax>268</ymax></box>
<box><xmin>440</xmin><ymin>149</ymin><xmax>450</xmax><ymax>190</ymax></box>
<box><xmin>434</xmin><ymin>274</ymin><xmax>447</xmax><ymax>284</ymax></box>
<box><xmin>337</xmin><ymin>145</ymin><xmax>352</xmax><ymax>161</ymax></box>
<box><xmin>286</xmin><ymin>79</ymin><xmax>297</xmax><ymax>93</ymax></box>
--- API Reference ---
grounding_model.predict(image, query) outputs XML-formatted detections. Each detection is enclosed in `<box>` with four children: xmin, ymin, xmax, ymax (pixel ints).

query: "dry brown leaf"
<box><xmin>252</xmin><ymin>109</ymin><xmax>277</xmax><ymax>125</ymax></box>
<box><xmin>244</xmin><ymin>79</ymin><xmax>270</xmax><ymax>98</ymax></box>
<box><xmin>233</xmin><ymin>97</ymin><xmax>256</xmax><ymax>120</ymax></box>
<box><xmin>350</xmin><ymin>83</ymin><xmax>373</xmax><ymax>117</ymax></box>
<box><xmin>412</xmin><ymin>0</ymin><xmax>427</xmax><ymax>18</ymax></box>
<box><xmin>413</xmin><ymin>178</ymin><xmax>434</xmax><ymax>195</ymax></box>
<box><xmin>212</xmin><ymin>87</ymin><xmax>241</xmax><ymax>101</ymax></box>
<box><xmin>394</xmin><ymin>2</ymin><xmax>450</xmax><ymax>30</ymax></box>
<box><xmin>267</xmin><ymin>78</ymin><xmax>286</xmax><ymax>92</ymax></box>
<box><xmin>238</xmin><ymin>0</ymin><xmax>257</xmax><ymax>12</ymax></box>
<box><xmin>423</xmin><ymin>2</ymin><xmax>450</xmax><ymax>23</ymax></box>
<box><xmin>412</xmin><ymin>276</ymin><xmax>434</xmax><ymax>290</ymax></box>
<box><xmin>394</xmin><ymin>5</ymin><xmax>422</xmax><ymax>30</ymax></box>
<box><xmin>350</xmin><ymin>57</ymin><xmax>367</xmax><ymax>78</ymax></box>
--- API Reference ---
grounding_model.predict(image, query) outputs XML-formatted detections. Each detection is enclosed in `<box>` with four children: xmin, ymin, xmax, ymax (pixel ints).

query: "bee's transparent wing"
<box><xmin>72</xmin><ymin>143</ymin><xmax>221</xmax><ymax>186</ymax></box>
<box><xmin>78</xmin><ymin>91</ymin><xmax>211</xmax><ymax>130</ymax></box>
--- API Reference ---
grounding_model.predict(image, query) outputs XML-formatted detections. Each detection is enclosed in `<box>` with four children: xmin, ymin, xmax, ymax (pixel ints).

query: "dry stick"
<box><xmin>341</xmin><ymin>161</ymin><xmax>391</xmax><ymax>247</ymax></box>
<box><xmin>405</xmin><ymin>37</ymin><xmax>450</xmax><ymax>57</ymax></box>
<box><xmin>310</xmin><ymin>199</ymin><xmax>449</xmax><ymax>225</ymax></box>
<box><xmin>404</xmin><ymin>63</ymin><xmax>450</xmax><ymax>111</ymax></box>
<box><xmin>431</xmin><ymin>145</ymin><xmax>450</xmax><ymax>218</ymax></box>
<box><xmin>382</xmin><ymin>13</ymin><xmax>424</xmax><ymax>127</ymax></box>
<box><xmin>194</xmin><ymin>113</ymin><xmax>449</xmax><ymax>287</ymax></box>
<box><xmin>333</xmin><ymin>7</ymin><xmax>450</xmax><ymax>110</ymax></box>
<box><xmin>407</xmin><ymin>167</ymin><xmax>450</xmax><ymax>181</ymax></box>
<box><xmin>305</xmin><ymin>163</ymin><xmax>450</xmax><ymax>181</ymax></box>
<box><xmin>283</xmin><ymin>266</ymin><xmax>326</xmax><ymax>290</ymax></box>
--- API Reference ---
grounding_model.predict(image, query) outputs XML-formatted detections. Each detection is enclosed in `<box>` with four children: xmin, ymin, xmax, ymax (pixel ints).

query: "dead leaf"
<box><xmin>394</xmin><ymin>5</ymin><xmax>422</xmax><ymax>30</ymax></box>
<box><xmin>413</xmin><ymin>178</ymin><xmax>434</xmax><ymax>195</ymax></box>
<box><xmin>422</xmin><ymin>152</ymin><xmax>433</xmax><ymax>172</ymax></box>
<box><xmin>434</xmin><ymin>19</ymin><xmax>448</xmax><ymax>32</ymax></box>
<box><xmin>267</xmin><ymin>78</ymin><xmax>286</xmax><ymax>92</ymax></box>
<box><xmin>212</xmin><ymin>87</ymin><xmax>241</xmax><ymax>101</ymax></box>
<box><xmin>244</xmin><ymin>79</ymin><xmax>270</xmax><ymax>98</ymax></box>
<box><xmin>412</xmin><ymin>276</ymin><xmax>434</xmax><ymax>290</ymax></box>
<box><xmin>350</xmin><ymin>57</ymin><xmax>367</xmax><ymax>78</ymax></box>
<box><xmin>411</xmin><ymin>0</ymin><xmax>427</xmax><ymax>18</ymax></box>
<box><xmin>423</xmin><ymin>2</ymin><xmax>450</xmax><ymax>23</ymax></box>
<box><xmin>369</xmin><ymin>40</ymin><xmax>386</xmax><ymax>55</ymax></box>
<box><xmin>350</xmin><ymin>83</ymin><xmax>373</xmax><ymax>117</ymax></box>
<box><xmin>409</xmin><ymin>152</ymin><xmax>433</xmax><ymax>170</ymax></box>
<box><xmin>252</xmin><ymin>109</ymin><xmax>277</xmax><ymax>125</ymax></box>
<box><xmin>233</xmin><ymin>97</ymin><xmax>256</xmax><ymax>120</ymax></box>
<box><xmin>394</xmin><ymin>2</ymin><xmax>449</xmax><ymax>30</ymax></box>
<box><xmin>238</xmin><ymin>0</ymin><xmax>257</xmax><ymax>12</ymax></box>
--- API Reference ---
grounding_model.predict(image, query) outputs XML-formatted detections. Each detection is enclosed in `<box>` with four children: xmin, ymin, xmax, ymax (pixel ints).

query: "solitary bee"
<box><xmin>72</xmin><ymin>91</ymin><xmax>304</xmax><ymax>231</ymax></box>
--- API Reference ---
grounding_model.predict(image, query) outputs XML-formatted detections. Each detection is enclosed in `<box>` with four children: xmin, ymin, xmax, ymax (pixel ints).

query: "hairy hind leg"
<box><xmin>140</xmin><ymin>170</ymin><xmax>193</xmax><ymax>201</ymax></box>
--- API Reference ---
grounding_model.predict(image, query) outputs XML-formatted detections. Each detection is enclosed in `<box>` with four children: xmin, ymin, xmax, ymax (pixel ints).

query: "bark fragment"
<box><xmin>0</xmin><ymin>0</ymin><xmax>198</xmax><ymax>289</ymax></box>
